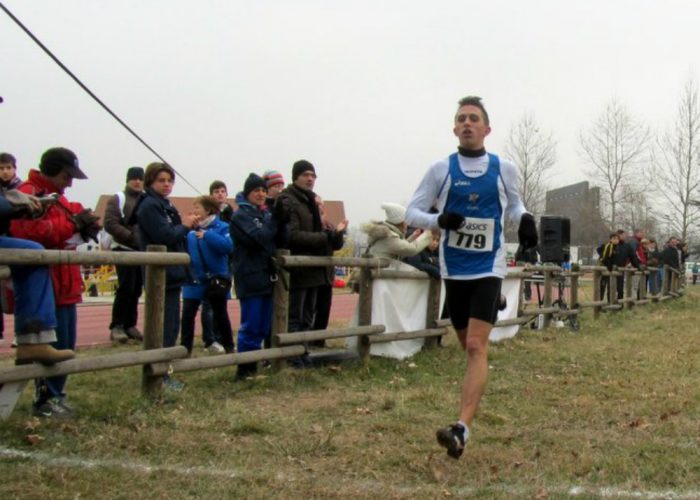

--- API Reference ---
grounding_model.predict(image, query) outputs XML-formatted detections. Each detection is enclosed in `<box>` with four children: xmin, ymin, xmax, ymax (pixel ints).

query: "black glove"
<box><xmin>518</xmin><ymin>213</ymin><xmax>538</xmax><ymax>249</ymax></box>
<box><xmin>437</xmin><ymin>212</ymin><xmax>465</xmax><ymax>230</ymax></box>
<box><xmin>82</xmin><ymin>222</ymin><xmax>101</xmax><ymax>243</ymax></box>
<box><xmin>71</xmin><ymin>208</ymin><xmax>100</xmax><ymax>232</ymax></box>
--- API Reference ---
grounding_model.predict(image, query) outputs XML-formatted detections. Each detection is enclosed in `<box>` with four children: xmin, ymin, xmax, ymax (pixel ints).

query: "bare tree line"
<box><xmin>504</xmin><ymin>75</ymin><xmax>700</xmax><ymax>249</ymax></box>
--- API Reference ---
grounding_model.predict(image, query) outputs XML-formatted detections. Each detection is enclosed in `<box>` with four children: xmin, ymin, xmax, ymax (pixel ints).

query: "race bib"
<box><xmin>447</xmin><ymin>217</ymin><xmax>495</xmax><ymax>252</ymax></box>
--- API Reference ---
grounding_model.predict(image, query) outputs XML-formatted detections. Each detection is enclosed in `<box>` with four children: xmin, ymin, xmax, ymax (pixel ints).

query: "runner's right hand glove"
<box><xmin>437</xmin><ymin>212</ymin><xmax>465</xmax><ymax>230</ymax></box>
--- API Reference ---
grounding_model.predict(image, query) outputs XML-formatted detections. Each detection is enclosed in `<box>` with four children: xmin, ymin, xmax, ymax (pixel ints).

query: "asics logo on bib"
<box><xmin>463</xmin><ymin>222</ymin><xmax>488</xmax><ymax>231</ymax></box>
<box><xmin>454</xmin><ymin>180</ymin><xmax>471</xmax><ymax>187</ymax></box>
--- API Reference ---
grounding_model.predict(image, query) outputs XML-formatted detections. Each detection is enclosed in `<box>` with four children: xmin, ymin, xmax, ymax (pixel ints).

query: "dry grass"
<box><xmin>1</xmin><ymin>288</ymin><xmax>699</xmax><ymax>499</ymax></box>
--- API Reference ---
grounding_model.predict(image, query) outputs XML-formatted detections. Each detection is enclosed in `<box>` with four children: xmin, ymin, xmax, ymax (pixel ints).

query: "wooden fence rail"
<box><xmin>0</xmin><ymin>246</ymin><xmax>687</xmax><ymax>419</ymax></box>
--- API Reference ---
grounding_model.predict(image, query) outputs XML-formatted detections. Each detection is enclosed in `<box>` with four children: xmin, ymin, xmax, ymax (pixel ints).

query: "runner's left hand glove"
<box><xmin>518</xmin><ymin>213</ymin><xmax>538</xmax><ymax>249</ymax></box>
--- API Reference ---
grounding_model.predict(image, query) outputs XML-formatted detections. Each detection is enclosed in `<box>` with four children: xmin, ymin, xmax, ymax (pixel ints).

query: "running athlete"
<box><xmin>406</xmin><ymin>96</ymin><xmax>538</xmax><ymax>459</ymax></box>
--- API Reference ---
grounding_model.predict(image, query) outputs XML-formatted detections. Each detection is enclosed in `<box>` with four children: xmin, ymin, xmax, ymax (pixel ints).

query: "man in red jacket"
<box><xmin>10</xmin><ymin>147</ymin><xmax>98</xmax><ymax>418</ymax></box>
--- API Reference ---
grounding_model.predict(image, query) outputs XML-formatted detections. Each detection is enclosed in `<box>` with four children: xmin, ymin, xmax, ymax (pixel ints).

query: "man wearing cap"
<box><xmin>103</xmin><ymin>167</ymin><xmax>145</xmax><ymax>344</ymax></box>
<box><xmin>274</xmin><ymin>160</ymin><xmax>348</xmax><ymax>366</ymax></box>
<box><xmin>11</xmin><ymin>147</ymin><xmax>99</xmax><ymax>418</ymax></box>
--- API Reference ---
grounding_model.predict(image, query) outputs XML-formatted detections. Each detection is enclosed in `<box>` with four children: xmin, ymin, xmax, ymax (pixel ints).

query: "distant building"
<box><xmin>544</xmin><ymin>181</ymin><xmax>607</xmax><ymax>262</ymax></box>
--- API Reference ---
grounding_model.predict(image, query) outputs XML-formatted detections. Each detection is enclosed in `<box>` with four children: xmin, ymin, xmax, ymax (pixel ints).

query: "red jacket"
<box><xmin>10</xmin><ymin>169</ymin><xmax>85</xmax><ymax>305</ymax></box>
<box><xmin>635</xmin><ymin>237</ymin><xmax>648</xmax><ymax>266</ymax></box>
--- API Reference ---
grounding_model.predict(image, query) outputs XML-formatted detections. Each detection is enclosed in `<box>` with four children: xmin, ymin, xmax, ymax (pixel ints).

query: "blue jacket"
<box><xmin>230</xmin><ymin>194</ymin><xmax>280</xmax><ymax>299</ymax></box>
<box><xmin>134</xmin><ymin>188</ymin><xmax>190</xmax><ymax>289</ymax></box>
<box><xmin>183</xmin><ymin>217</ymin><xmax>233</xmax><ymax>300</ymax></box>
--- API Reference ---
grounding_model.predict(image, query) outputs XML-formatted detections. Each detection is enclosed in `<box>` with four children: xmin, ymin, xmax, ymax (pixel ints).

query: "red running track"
<box><xmin>0</xmin><ymin>293</ymin><xmax>358</xmax><ymax>357</ymax></box>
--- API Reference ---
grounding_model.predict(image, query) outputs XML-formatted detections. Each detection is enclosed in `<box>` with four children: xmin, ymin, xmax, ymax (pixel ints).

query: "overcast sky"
<box><xmin>1</xmin><ymin>0</ymin><xmax>698</xmax><ymax>224</ymax></box>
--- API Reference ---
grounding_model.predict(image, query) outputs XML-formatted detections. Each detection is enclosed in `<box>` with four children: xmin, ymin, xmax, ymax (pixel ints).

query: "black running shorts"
<box><xmin>444</xmin><ymin>277</ymin><xmax>502</xmax><ymax>330</ymax></box>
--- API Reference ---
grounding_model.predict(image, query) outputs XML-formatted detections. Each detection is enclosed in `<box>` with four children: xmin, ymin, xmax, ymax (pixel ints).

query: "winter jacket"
<box><xmin>275</xmin><ymin>184</ymin><xmax>344</xmax><ymax>288</ymax></box>
<box><xmin>662</xmin><ymin>245</ymin><xmax>681</xmax><ymax>270</ymax></box>
<box><xmin>597</xmin><ymin>241</ymin><xmax>617</xmax><ymax>270</ymax></box>
<box><xmin>182</xmin><ymin>216</ymin><xmax>233</xmax><ymax>300</ymax></box>
<box><xmin>361</xmin><ymin>220</ymin><xmax>432</xmax><ymax>260</ymax></box>
<box><xmin>133</xmin><ymin>187</ymin><xmax>190</xmax><ymax>289</ymax></box>
<box><xmin>404</xmin><ymin>247</ymin><xmax>441</xmax><ymax>279</ymax></box>
<box><xmin>0</xmin><ymin>175</ymin><xmax>22</xmax><ymax>194</ymax></box>
<box><xmin>612</xmin><ymin>241</ymin><xmax>639</xmax><ymax>268</ymax></box>
<box><xmin>230</xmin><ymin>194</ymin><xmax>280</xmax><ymax>299</ymax></box>
<box><xmin>103</xmin><ymin>185</ymin><xmax>142</xmax><ymax>250</ymax></box>
<box><xmin>9</xmin><ymin>169</ymin><xmax>84</xmax><ymax>305</ymax></box>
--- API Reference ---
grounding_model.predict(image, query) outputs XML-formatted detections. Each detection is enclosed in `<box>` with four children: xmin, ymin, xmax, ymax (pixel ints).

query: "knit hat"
<box><xmin>292</xmin><ymin>160</ymin><xmax>315</xmax><ymax>181</ymax></box>
<box><xmin>381</xmin><ymin>202</ymin><xmax>406</xmax><ymax>225</ymax></box>
<box><xmin>39</xmin><ymin>147</ymin><xmax>87</xmax><ymax>179</ymax></box>
<box><xmin>263</xmin><ymin>169</ymin><xmax>285</xmax><ymax>189</ymax></box>
<box><xmin>243</xmin><ymin>173</ymin><xmax>267</xmax><ymax>197</ymax></box>
<box><xmin>126</xmin><ymin>166</ymin><xmax>144</xmax><ymax>181</ymax></box>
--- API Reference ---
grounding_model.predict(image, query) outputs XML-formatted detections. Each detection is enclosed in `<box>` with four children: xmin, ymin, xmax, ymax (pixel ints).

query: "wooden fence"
<box><xmin>0</xmin><ymin>246</ymin><xmax>685</xmax><ymax>418</ymax></box>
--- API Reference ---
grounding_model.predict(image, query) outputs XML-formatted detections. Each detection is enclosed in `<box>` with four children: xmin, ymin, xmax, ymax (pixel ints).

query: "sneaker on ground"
<box><xmin>436</xmin><ymin>423</ymin><xmax>468</xmax><ymax>459</ymax></box>
<box><xmin>125</xmin><ymin>327</ymin><xmax>143</xmax><ymax>342</ymax></box>
<box><xmin>206</xmin><ymin>342</ymin><xmax>225</xmax><ymax>354</ymax></box>
<box><xmin>110</xmin><ymin>327</ymin><xmax>129</xmax><ymax>344</ymax></box>
<box><xmin>33</xmin><ymin>398</ymin><xmax>75</xmax><ymax>419</ymax></box>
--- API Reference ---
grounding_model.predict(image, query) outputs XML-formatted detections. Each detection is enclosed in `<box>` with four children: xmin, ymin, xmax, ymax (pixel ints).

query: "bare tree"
<box><xmin>651</xmin><ymin>76</ymin><xmax>700</xmax><ymax>242</ymax></box>
<box><xmin>579</xmin><ymin>99</ymin><xmax>650</xmax><ymax>228</ymax></box>
<box><xmin>503</xmin><ymin>113</ymin><xmax>557</xmax><ymax>216</ymax></box>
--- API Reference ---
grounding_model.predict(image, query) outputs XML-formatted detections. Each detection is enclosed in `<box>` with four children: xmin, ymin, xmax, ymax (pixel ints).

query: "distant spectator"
<box><xmin>180</xmin><ymin>195</ymin><xmax>234</xmax><ymax>356</ymax></box>
<box><xmin>103</xmin><ymin>166</ymin><xmax>144</xmax><ymax>344</ymax></box>
<box><xmin>646</xmin><ymin>239</ymin><xmax>662</xmax><ymax>294</ymax></box>
<box><xmin>613</xmin><ymin>229</ymin><xmax>640</xmax><ymax>299</ymax></box>
<box><xmin>692</xmin><ymin>262</ymin><xmax>699</xmax><ymax>285</ymax></box>
<box><xmin>597</xmin><ymin>232</ymin><xmax>619</xmax><ymax>302</ymax></box>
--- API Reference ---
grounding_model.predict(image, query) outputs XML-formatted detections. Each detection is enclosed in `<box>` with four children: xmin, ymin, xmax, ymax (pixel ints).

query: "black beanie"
<box><xmin>243</xmin><ymin>173</ymin><xmax>267</xmax><ymax>197</ymax></box>
<box><xmin>292</xmin><ymin>160</ymin><xmax>315</xmax><ymax>181</ymax></box>
<box><xmin>126</xmin><ymin>166</ymin><xmax>144</xmax><ymax>181</ymax></box>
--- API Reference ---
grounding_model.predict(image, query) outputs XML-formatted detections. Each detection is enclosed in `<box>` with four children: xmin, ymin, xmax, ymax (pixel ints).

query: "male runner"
<box><xmin>406</xmin><ymin>96</ymin><xmax>538</xmax><ymax>459</ymax></box>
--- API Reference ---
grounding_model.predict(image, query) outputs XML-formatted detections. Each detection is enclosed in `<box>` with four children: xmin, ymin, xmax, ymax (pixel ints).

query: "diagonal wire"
<box><xmin>0</xmin><ymin>1</ymin><xmax>202</xmax><ymax>195</ymax></box>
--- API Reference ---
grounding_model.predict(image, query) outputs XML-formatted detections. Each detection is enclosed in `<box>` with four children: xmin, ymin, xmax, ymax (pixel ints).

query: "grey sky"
<box><xmin>1</xmin><ymin>0</ymin><xmax>698</xmax><ymax>224</ymax></box>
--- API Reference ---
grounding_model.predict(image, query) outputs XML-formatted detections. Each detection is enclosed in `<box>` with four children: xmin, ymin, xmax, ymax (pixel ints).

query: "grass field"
<box><xmin>0</xmin><ymin>288</ymin><xmax>699</xmax><ymax>499</ymax></box>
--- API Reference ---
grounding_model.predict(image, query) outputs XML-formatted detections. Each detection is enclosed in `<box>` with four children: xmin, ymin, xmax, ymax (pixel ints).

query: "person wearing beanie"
<box><xmin>263</xmin><ymin>169</ymin><xmax>285</xmax><ymax>204</ymax></box>
<box><xmin>360</xmin><ymin>202</ymin><xmax>432</xmax><ymax>260</ymax></box>
<box><xmin>10</xmin><ymin>147</ymin><xmax>96</xmax><ymax>418</ymax></box>
<box><xmin>230</xmin><ymin>173</ymin><xmax>284</xmax><ymax>379</ymax></box>
<box><xmin>274</xmin><ymin>160</ymin><xmax>348</xmax><ymax>367</ymax></box>
<box><xmin>103</xmin><ymin>166</ymin><xmax>146</xmax><ymax>344</ymax></box>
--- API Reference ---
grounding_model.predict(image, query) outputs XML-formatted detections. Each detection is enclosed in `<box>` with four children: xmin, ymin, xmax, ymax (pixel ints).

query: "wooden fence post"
<box><xmin>639</xmin><ymin>269</ymin><xmax>648</xmax><ymax>302</ymax></box>
<box><xmin>570</xmin><ymin>270</ymin><xmax>579</xmax><ymax>319</ymax></box>
<box><xmin>271</xmin><ymin>249</ymin><xmax>290</xmax><ymax>372</ymax></box>
<box><xmin>424</xmin><ymin>278</ymin><xmax>441</xmax><ymax>349</ymax></box>
<box><xmin>542</xmin><ymin>269</ymin><xmax>553</xmax><ymax>328</ymax></box>
<box><xmin>610</xmin><ymin>267</ymin><xmax>619</xmax><ymax>309</ymax></box>
<box><xmin>142</xmin><ymin>245</ymin><xmax>166</xmax><ymax>399</ymax></box>
<box><xmin>624</xmin><ymin>269</ymin><xmax>634</xmax><ymax>310</ymax></box>
<box><xmin>357</xmin><ymin>255</ymin><xmax>374</xmax><ymax>364</ymax></box>
<box><xmin>662</xmin><ymin>265</ymin><xmax>671</xmax><ymax>296</ymax></box>
<box><xmin>592</xmin><ymin>268</ymin><xmax>602</xmax><ymax>320</ymax></box>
